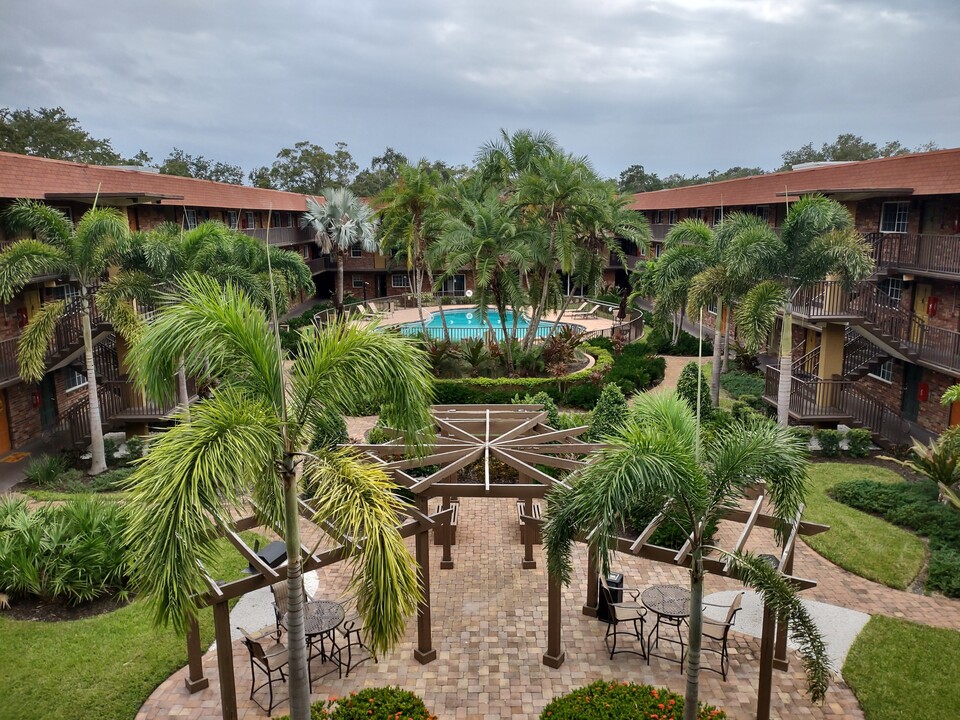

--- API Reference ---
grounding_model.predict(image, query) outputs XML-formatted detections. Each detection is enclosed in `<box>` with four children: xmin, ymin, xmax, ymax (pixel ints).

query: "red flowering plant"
<box><xmin>539</xmin><ymin>680</ymin><xmax>726</xmax><ymax>720</ymax></box>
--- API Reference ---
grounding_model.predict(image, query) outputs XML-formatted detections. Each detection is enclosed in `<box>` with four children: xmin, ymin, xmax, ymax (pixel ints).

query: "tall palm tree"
<box><xmin>122</xmin><ymin>275</ymin><xmax>434</xmax><ymax>720</ymax></box>
<box><xmin>377</xmin><ymin>163</ymin><xmax>451</xmax><ymax>339</ymax></box>
<box><xmin>732</xmin><ymin>195</ymin><xmax>874</xmax><ymax>425</ymax></box>
<box><xmin>1</xmin><ymin>200</ymin><xmax>129</xmax><ymax>475</ymax></box>
<box><xmin>301</xmin><ymin>189</ymin><xmax>377</xmax><ymax>316</ymax></box>
<box><xmin>544</xmin><ymin>391</ymin><xmax>829</xmax><ymax>720</ymax></box>
<box><xmin>475</xmin><ymin>128</ymin><xmax>560</xmax><ymax>191</ymax></box>
<box><xmin>98</xmin><ymin>220</ymin><xmax>313</xmax><ymax>410</ymax></box>
<box><xmin>435</xmin><ymin>194</ymin><xmax>534</xmax><ymax>370</ymax></box>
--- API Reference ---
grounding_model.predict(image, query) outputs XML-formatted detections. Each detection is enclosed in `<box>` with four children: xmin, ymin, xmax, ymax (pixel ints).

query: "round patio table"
<box><xmin>641</xmin><ymin>584</ymin><xmax>690</xmax><ymax>668</ymax></box>
<box><xmin>284</xmin><ymin>600</ymin><xmax>345</xmax><ymax>681</ymax></box>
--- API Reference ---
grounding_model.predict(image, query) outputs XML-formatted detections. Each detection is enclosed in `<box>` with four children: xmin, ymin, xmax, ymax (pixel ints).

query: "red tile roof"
<box><xmin>0</xmin><ymin>152</ymin><xmax>313</xmax><ymax>211</ymax></box>
<box><xmin>628</xmin><ymin>148</ymin><xmax>960</xmax><ymax>210</ymax></box>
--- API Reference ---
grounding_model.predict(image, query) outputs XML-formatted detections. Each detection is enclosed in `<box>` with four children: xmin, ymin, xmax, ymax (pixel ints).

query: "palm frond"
<box><xmin>0</xmin><ymin>240</ymin><xmax>69</xmax><ymax>302</ymax></box>
<box><xmin>734</xmin><ymin>281</ymin><xmax>787</xmax><ymax>352</ymax></box>
<box><xmin>16</xmin><ymin>300</ymin><xmax>65</xmax><ymax>381</ymax></box>
<box><xmin>71</xmin><ymin>207</ymin><xmax>129</xmax><ymax>283</ymax></box>
<box><xmin>796</xmin><ymin>228</ymin><xmax>875</xmax><ymax>290</ymax></box>
<box><xmin>122</xmin><ymin>389</ymin><xmax>283</xmax><ymax>633</ymax></box>
<box><xmin>301</xmin><ymin>449</ymin><xmax>422</xmax><ymax>656</ymax></box>
<box><xmin>96</xmin><ymin>272</ymin><xmax>161</xmax><ymax>342</ymax></box>
<box><xmin>3</xmin><ymin>199</ymin><xmax>71</xmax><ymax>246</ymax></box>
<box><xmin>663</xmin><ymin>218</ymin><xmax>713</xmax><ymax>251</ymax></box>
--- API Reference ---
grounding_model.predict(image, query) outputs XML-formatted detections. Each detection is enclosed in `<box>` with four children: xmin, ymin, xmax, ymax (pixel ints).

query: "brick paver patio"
<box><xmin>135</xmin><ymin>490</ymin><xmax>960</xmax><ymax>720</ymax></box>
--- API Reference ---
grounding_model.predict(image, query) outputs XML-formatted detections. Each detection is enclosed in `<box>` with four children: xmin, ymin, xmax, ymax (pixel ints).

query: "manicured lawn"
<box><xmin>802</xmin><ymin>463</ymin><xmax>925</xmax><ymax>589</ymax></box>
<box><xmin>844</xmin><ymin>615</ymin><xmax>960</xmax><ymax>720</ymax></box>
<box><xmin>0</xmin><ymin>535</ymin><xmax>257</xmax><ymax>720</ymax></box>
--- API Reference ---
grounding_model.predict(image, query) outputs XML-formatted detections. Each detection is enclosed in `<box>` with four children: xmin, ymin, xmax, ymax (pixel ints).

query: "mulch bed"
<box><xmin>2</xmin><ymin>592</ymin><xmax>130</xmax><ymax>622</ymax></box>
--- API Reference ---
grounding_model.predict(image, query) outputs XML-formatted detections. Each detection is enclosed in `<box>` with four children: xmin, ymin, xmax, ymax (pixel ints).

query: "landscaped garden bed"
<box><xmin>539</xmin><ymin>680</ymin><xmax>725</xmax><ymax>719</ymax></box>
<box><xmin>277</xmin><ymin>687</ymin><xmax>436</xmax><ymax>720</ymax></box>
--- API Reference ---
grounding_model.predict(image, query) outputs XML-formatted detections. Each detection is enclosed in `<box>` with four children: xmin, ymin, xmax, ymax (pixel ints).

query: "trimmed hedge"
<box><xmin>277</xmin><ymin>687</ymin><xmax>435</xmax><ymax>720</ymax></box>
<box><xmin>719</xmin><ymin>370</ymin><xmax>764</xmax><ymax>399</ymax></box>
<box><xmin>539</xmin><ymin>680</ymin><xmax>725</xmax><ymax>719</ymax></box>
<box><xmin>645</xmin><ymin>324</ymin><xmax>714</xmax><ymax>357</ymax></box>
<box><xmin>831</xmin><ymin>478</ymin><xmax>960</xmax><ymax>597</ymax></box>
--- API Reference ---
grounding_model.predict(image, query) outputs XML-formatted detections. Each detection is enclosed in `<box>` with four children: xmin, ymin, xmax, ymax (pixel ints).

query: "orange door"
<box><xmin>0</xmin><ymin>391</ymin><xmax>11</xmax><ymax>455</ymax></box>
<box><xmin>950</xmin><ymin>401</ymin><xmax>960</xmax><ymax>428</ymax></box>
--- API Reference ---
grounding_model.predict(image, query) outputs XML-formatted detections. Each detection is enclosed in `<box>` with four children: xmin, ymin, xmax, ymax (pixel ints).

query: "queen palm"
<box><xmin>0</xmin><ymin>200</ymin><xmax>130</xmax><ymax>475</ymax></box>
<box><xmin>434</xmin><ymin>194</ymin><xmax>535</xmax><ymax>370</ymax></box>
<box><xmin>98</xmin><ymin>220</ymin><xmax>313</xmax><ymax>410</ymax></box>
<box><xmin>301</xmin><ymin>188</ymin><xmax>376</xmax><ymax>316</ymax></box>
<box><xmin>733</xmin><ymin>195</ymin><xmax>874</xmax><ymax>425</ymax></box>
<box><xmin>122</xmin><ymin>275</ymin><xmax>433</xmax><ymax>720</ymax></box>
<box><xmin>377</xmin><ymin>163</ymin><xmax>450</xmax><ymax>338</ymax></box>
<box><xmin>544</xmin><ymin>391</ymin><xmax>830</xmax><ymax>720</ymax></box>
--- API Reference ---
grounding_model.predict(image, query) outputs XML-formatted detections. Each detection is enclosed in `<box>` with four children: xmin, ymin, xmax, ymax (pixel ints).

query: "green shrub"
<box><xmin>624</xmin><ymin>498</ymin><xmax>718</xmax><ymax>550</ymax></box>
<box><xmin>0</xmin><ymin>495</ymin><xmax>129</xmax><ymax>605</ymax></box>
<box><xmin>24</xmin><ymin>454</ymin><xmax>69</xmax><ymax>487</ymax></box>
<box><xmin>646</xmin><ymin>323</ymin><xmax>714</xmax><ymax>356</ymax></box>
<box><xmin>791</xmin><ymin>426</ymin><xmax>814</xmax><ymax>445</ymax></box>
<box><xmin>102</xmin><ymin>437</ymin><xmax>121</xmax><ymax>466</ymax></box>
<box><xmin>816</xmin><ymin>429</ymin><xmax>842</xmax><ymax>457</ymax></box>
<box><xmin>539</xmin><ymin>680</ymin><xmax>725</xmax><ymax>719</ymax></box>
<box><xmin>563</xmin><ymin>384</ymin><xmax>601</xmax><ymax>409</ymax></box>
<box><xmin>277</xmin><ymin>686</ymin><xmax>435</xmax><ymax>720</ymax></box>
<box><xmin>309</xmin><ymin>411</ymin><xmax>349</xmax><ymax>451</ymax></box>
<box><xmin>719</xmin><ymin>370</ymin><xmax>765</xmax><ymax>399</ymax></box>
<box><xmin>90</xmin><ymin>467</ymin><xmax>133</xmax><ymax>493</ymax></box>
<box><xmin>846</xmin><ymin>428</ymin><xmax>873</xmax><ymax>458</ymax></box>
<box><xmin>739</xmin><ymin>394</ymin><xmax>767</xmax><ymax>413</ymax></box>
<box><xmin>588</xmin><ymin>383</ymin><xmax>629</xmax><ymax>440</ymax></box>
<box><xmin>676</xmin><ymin>361</ymin><xmax>712</xmax><ymax>419</ymax></box>
<box><xmin>731</xmin><ymin>400</ymin><xmax>762</xmax><ymax>422</ymax></box>
<box><xmin>512</xmin><ymin>391</ymin><xmax>561</xmax><ymax>428</ymax></box>
<box><xmin>557</xmin><ymin>410</ymin><xmax>590</xmax><ymax>430</ymax></box>
<box><xmin>928</xmin><ymin>545</ymin><xmax>960</xmax><ymax>598</ymax></box>
<box><xmin>124</xmin><ymin>434</ymin><xmax>146</xmax><ymax>461</ymax></box>
<box><xmin>586</xmin><ymin>336</ymin><xmax>614</xmax><ymax>353</ymax></box>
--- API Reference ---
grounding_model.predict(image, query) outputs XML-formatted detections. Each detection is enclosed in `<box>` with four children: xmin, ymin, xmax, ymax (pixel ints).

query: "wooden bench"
<box><xmin>432</xmin><ymin>500</ymin><xmax>459</xmax><ymax>546</ymax></box>
<box><xmin>517</xmin><ymin>500</ymin><xmax>542</xmax><ymax>545</ymax></box>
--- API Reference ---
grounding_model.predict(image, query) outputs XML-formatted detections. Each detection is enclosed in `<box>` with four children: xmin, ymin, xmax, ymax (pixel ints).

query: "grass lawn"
<box><xmin>0</xmin><ymin>534</ymin><xmax>258</xmax><ymax>720</ymax></box>
<box><xmin>803</xmin><ymin>463</ymin><xmax>925</xmax><ymax>589</ymax></box>
<box><xmin>844</xmin><ymin>615</ymin><xmax>960</xmax><ymax>720</ymax></box>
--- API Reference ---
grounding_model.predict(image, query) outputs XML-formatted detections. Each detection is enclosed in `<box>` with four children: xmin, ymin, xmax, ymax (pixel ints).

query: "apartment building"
<box><xmin>628</xmin><ymin>149</ymin><xmax>960</xmax><ymax>443</ymax></box>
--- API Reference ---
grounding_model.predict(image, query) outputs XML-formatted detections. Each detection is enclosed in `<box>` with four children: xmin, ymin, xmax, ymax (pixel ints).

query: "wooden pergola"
<box><xmin>184</xmin><ymin>404</ymin><xmax>829</xmax><ymax>720</ymax></box>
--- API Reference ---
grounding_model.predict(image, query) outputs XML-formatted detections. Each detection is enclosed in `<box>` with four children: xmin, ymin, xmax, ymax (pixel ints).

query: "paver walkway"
<box><xmin>137</xmin><ymin>491</ymin><xmax>960</xmax><ymax>720</ymax></box>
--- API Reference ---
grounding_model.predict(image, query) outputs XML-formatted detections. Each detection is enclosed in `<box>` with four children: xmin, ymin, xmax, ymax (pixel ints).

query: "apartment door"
<box><xmin>902</xmin><ymin>364</ymin><xmax>922</xmax><ymax>422</ymax></box>
<box><xmin>911</xmin><ymin>283</ymin><xmax>932</xmax><ymax>345</ymax></box>
<box><xmin>39</xmin><ymin>374</ymin><xmax>58</xmax><ymax>430</ymax></box>
<box><xmin>0</xmin><ymin>390</ymin><xmax>11</xmax><ymax>455</ymax></box>
<box><xmin>950</xmin><ymin>400</ymin><xmax>960</xmax><ymax>428</ymax></box>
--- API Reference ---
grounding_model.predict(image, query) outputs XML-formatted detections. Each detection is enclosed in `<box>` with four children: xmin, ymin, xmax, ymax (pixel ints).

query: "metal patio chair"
<box><xmin>599</xmin><ymin>575</ymin><xmax>647</xmax><ymax>660</ymax></box>
<box><xmin>239</xmin><ymin>629</ymin><xmax>289</xmax><ymax>714</ymax></box>
<box><xmin>699</xmin><ymin>592</ymin><xmax>744</xmax><ymax>680</ymax></box>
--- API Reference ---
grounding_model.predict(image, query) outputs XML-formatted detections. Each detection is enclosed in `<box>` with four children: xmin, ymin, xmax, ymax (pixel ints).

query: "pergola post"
<box><xmin>542</xmin><ymin>569</ymin><xmax>565</xmax><ymax>668</ymax></box>
<box><xmin>414</xmin><ymin>496</ymin><xmax>437</xmax><ymax>664</ymax></box>
<box><xmin>582</xmin><ymin>543</ymin><xmax>599</xmax><ymax>617</ymax></box>
<box><xmin>440</xmin><ymin>495</ymin><xmax>454</xmax><ymax>570</ymax></box>
<box><xmin>756</xmin><ymin>601</ymin><xmax>777</xmax><ymax>720</ymax></box>
<box><xmin>213</xmin><ymin>601</ymin><xmax>238</xmax><ymax>720</ymax></box>
<box><xmin>184</xmin><ymin>617</ymin><xmax>209</xmax><ymax>692</ymax></box>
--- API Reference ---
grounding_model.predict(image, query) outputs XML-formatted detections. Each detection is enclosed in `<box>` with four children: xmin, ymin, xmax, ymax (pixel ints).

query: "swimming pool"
<box><xmin>396</xmin><ymin>309</ymin><xmax>577</xmax><ymax>340</ymax></box>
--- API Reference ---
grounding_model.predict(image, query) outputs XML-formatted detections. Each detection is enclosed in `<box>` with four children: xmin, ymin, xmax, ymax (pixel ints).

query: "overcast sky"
<box><xmin>2</xmin><ymin>0</ymin><xmax>958</xmax><ymax>181</ymax></box>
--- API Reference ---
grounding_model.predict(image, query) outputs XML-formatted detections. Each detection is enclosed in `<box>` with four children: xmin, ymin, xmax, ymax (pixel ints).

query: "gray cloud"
<box><xmin>1</xmin><ymin>0</ymin><xmax>958</xmax><ymax>179</ymax></box>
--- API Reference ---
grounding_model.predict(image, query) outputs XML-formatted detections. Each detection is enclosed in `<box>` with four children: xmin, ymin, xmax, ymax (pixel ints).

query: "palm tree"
<box><xmin>733</xmin><ymin>195</ymin><xmax>874</xmax><ymax>425</ymax></box>
<box><xmin>122</xmin><ymin>275</ymin><xmax>434</xmax><ymax>720</ymax></box>
<box><xmin>544</xmin><ymin>391</ymin><xmax>829</xmax><ymax>720</ymax></box>
<box><xmin>98</xmin><ymin>220</ymin><xmax>313</xmax><ymax>410</ymax></box>
<box><xmin>1</xmin><ymin>200</ymin><xmax>130</xmax><ymax>475</ymax></box>
<box><xmin>475</xmin><ymin>128</ymin><xmax>560</xmax><ymax>191</ymax></box>
<box><xmin>301</xmin><ymin>189</ymin><xmax>377</xmax><ymax>316</ymax></box>
<box><xmin>376</xmin><ymin>163</ymin><xmax>449</xmax><ymax>339</ymax></box>
<box><xmin>435</xmin><ymin>194</ymin><xmax>534</xmax><ymax>370</ymax></box>
<box><xmin>679</xmin><ymin>215</ymin><xmax>760</xmax><ymax>407</ymax></box>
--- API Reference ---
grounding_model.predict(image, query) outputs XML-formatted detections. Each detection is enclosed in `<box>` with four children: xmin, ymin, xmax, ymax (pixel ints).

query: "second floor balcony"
<box><xmin>868</xmin><ymin>231</ymin><xmax>960</xmax><ymax>279</ymax></box>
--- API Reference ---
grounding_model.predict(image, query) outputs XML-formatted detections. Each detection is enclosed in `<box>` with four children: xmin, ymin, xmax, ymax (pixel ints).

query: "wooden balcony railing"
<box><xmin>242</xmin><ymin>226</ymin><xmax>311</xmax><ymax>246</ymax></box>
<box><xmin>868</xmin><ymin>231</ymin><xmax>960</xmax><ymax>277</ymax></box>
<box><xmin>0</xmin><ymin>337</ymin><xmax>18</xmax><ymax>384</ymax></box>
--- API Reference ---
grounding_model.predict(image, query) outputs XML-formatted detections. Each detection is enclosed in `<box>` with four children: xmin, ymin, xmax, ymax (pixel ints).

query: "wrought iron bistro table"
<box><xmin>641</xmin><ymin>584</ymin><xmax>691</xmax><ymax>669</ymax></box>
<box><xmin>283</xmin><ymin>600</ymin><xmax>346</xmax><ymax>683</ymax></box>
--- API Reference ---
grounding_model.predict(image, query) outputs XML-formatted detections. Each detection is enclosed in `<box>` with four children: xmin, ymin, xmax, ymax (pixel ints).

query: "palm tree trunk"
<box><xmin>336</xmin><ymin>253</ymin><xmax>345</xmax><ymax>317</ymax></box>
<box><xmin>683</xmin><ymin>549</ymin><xmax>706</xmax><ymax>720</ymax></box>
<box><xmin>497</xmin><ymin>302</ymin><xmax>514</xmax><ymax>371</ymax></box>
<box><xmin>281</xmin><ymin>455</ymin><xmax>311</xmax><ymax>720</ymax></box>
<box><xmin>721</xmin><ymin>314</ymin><xmax>731</xmax><ymax>373</ymax></box>
<box><xmin>777</xmin><ymin>301</ymin><xmax>794</xmax><ymax>427</ymax></box>
<box><xmin>525</xmin><ymin>220</ymin><xmax>557</xmax><ymax>349</ymax></box>
<box><xmin>426</xmin><ymin>267</ymin><xmax>451</xmax><ymax>343</ymax></box>
<box><xmin>414</xmin><ymin>268</ymin><xmax>428</xmax><ymax>335</ymax></box>
<box><xmin>81</xmin><ymin>288</ymin><xmax>108</xmax><ymax>476</ymax></box>
<box><xmin>710</xmin><ymin>298</ymin><xmax>723</xmax><ymax>407</ymax></box>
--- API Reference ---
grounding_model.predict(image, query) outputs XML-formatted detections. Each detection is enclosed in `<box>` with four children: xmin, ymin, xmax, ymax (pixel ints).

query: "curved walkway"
<box><xmin>135</xmin><ymin>493</ymin><xmax>960</xmax><ymax>720</ymax></box>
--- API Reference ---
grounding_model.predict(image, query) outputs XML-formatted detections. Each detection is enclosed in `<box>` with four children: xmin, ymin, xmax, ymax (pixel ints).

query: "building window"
<box><xmin>351</xmin><ymin>245</ymin><xmax>363</xmax><ymax>258</ymax></box>
<box><xmin>652</xmin><ymin>210</ymin><xmax>663</xmax><ymax>225</ymax></box>
<box><xmin>694</xmin><ymin>208</ymin><xmax>705</xmax><ymax>221</ymax></box>
<box><xmin>880</xmin><ymin>201</ymin><xmax>909</xmax><ymax>233</ymax></box>
<box><xmin>352</xmin><ymin>275</ymin><xmax>365</xmax><ymax>289</ymax></box>
<box><xmin>392</xmin><ymin>274</ymin><xmax>411</xmax><ymax>288</ymax></box>
<box><xmin>184</xmin><ymin>209</ymin><xmax>198</xmax><ymax>230</ymax></box>
<box><xmin>655</xmin><ymin>244</ymin><xmax>663</xmax><ymax>258</ymax></box>
<box><xmin>243</xmin><ymin>211</ymin><xmax>256</xmax><ymax>229</ymax></box>
<box><xmin>65</xmin><ymin>367</ymin><xmax>87</xmax><ymax>392</ymax></box>
<box><xmin>225</xmin><ymin>211</ymin><xmax>239</xmax><ymax>229</ymax></box>
<box><xmin>755</xmin><ymin>205</ymin><xmax>770</xmax><ymax>222</ymax></box>
<box><xmin>51</xmin><ymin>283</ymin><xmax>81</xmax><ymax>303</ymax></box>
<box><xmin>668</xmin><ymin>210</ymin><xmax>678</xmax><ymax>225</ymax></box>
<box><xmin>870</xmin><ymin>359</ymin><xmax>894</xmax><ymax>383</ymax></box>
<box><xmin>706</xmin><ymin>298</ymin><xmax>718</xmax><ymax>315</ymax></box>
<box><xmin>51</xmin><ymin>206</ymin><xmax>74</xmax><ymax>224</ymax></box>
<box><xmin>713</xmin><ymin>208</ymin><xmax>723</xmax><ymax>225</ymax></box>
<box><xmin>879</xmin><ymin>278</ymin><xmax>903</xmax><ymax>304</ymax></box>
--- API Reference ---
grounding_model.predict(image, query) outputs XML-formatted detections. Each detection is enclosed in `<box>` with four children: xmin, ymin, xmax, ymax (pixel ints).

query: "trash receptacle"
<box><xmin>597</xmin><ymin>572</ymin><xmax>623</xmax><ymax>623</ymax></box>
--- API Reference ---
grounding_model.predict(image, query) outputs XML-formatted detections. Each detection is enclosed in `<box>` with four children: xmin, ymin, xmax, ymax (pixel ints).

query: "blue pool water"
<box><xmin>398</xmin><ymin>309</ymin><xmax>574</xmax><ymax>340</ymax></box>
